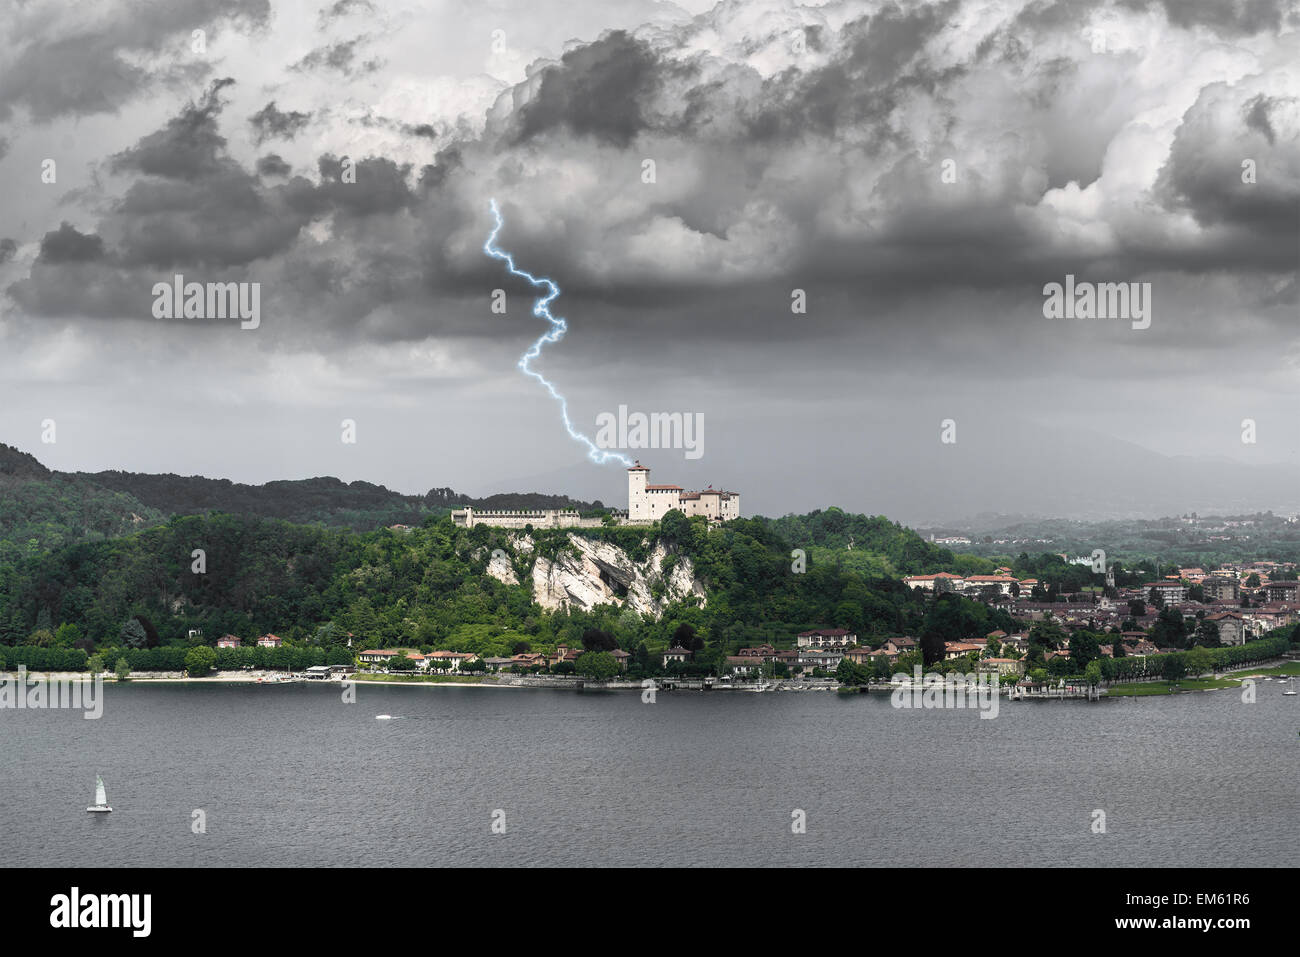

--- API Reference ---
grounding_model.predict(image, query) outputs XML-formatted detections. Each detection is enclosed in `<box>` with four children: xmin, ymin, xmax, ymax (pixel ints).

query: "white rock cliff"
<box><xmin>485</xmin><ymin>532</ymin><xmax>705</xmax><ymax>618</ymax></box>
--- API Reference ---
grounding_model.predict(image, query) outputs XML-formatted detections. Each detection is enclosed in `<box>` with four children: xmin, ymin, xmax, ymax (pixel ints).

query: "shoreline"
<box><xmin>8</xmin><ymin>659</ymin><xmax>1295</xmax><ymax>696</ymax></box>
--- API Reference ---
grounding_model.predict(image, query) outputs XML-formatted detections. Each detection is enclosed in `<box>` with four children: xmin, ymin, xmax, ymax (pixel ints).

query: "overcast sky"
<box><xmin>0</xmin><ymin>0</ymin><xmax>1297</xmax><ymax>522</ymax></box>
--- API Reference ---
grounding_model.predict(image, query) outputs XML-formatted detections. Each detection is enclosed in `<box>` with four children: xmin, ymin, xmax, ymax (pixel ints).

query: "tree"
<box><xmin>87</xmin><ymin>654</ymin><xmax>105</xmax><ymax>674</ymax></box>
<box><xmin>389</xmin><ymin>654</ymin><xmax>417</xmax><ymax>672</ymax></box>
<box><xmin>114</xmin><ymin>658</ymin><xmax>132</xmax><ymax>681</ymax></box>
<box><xmin>575</xmin><ymin>651</ymin><xmax>618</xmax><ymax>680</ymax></box>
<box><xmin>660</xmin><ymin>509</ymin><xmax>689</xmax><ymax>542</ymax></box>
<box><xmin>1084</xmin><ymin>661</ymin><xmax>1102</xmax><ymax>687</ymax></box>
<box><xmin>120</xmin><ymin>618</ymin><xmax>148</xmax><ymax>649</ymax></box>
<box><xmin>581</xmin><ymin>628</ymin><xmax>617</xmax><ymax>652</ymax></box>
<box><xmin>1161</xmin><ymin>654</ymin><xmax>1186</xmax><ymax>681</ymax></box>
<box><xmin>1185</xmin><ymin>646</ymin><xmax>1212</xmax><ymax>677</ymax></box>
<box><xmin>54</xmin><ymin>623</ymin><xmax>82</xmax><ymax>648</ymax></box>
<box><xmin>672</xmin><ymin>622</ymin><xmax>702</xmax><ymax>652</ymax></box>
<box><xmin>1194</xmin><ymin>619</ymin><xmax>1221</xmax><ymax>648</ymax></box>
<box><xmin>1152</xmin><ymin>607</ymin><xmax>1188</xmax><ymax>649</ymax></box>
<box><xmin>1068</xmin><ymin>632</ymin><xmax>1100</xmax><ymax>668</ymax></box>
<box><xmin>325</xmin><ymin>646</ymin><xmax>354</xmax><ymax>666</ymax></box>
<box><xmin>185</xmin><ymin>646</ymin><xmax>217</xmax><ymax>677</ymax></box>
<box><xmin>919</xmin><ymin>630</ymin><xmax>946</xmax><ymax>666</ymax></box>
<box><xmin>1029</xmin><ymin>619</ymin><xmax>1067</xmax><ymax>650</ymax></box>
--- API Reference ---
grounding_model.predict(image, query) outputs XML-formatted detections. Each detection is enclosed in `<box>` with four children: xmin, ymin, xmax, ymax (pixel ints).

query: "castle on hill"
<box><xmin>626</xmin><ymin>462</ymin><xmax>740</xmax><ymax>523</ymax></box>
<box><xmin>450</xmin><ymin>462</ymin><xmax>739</xmax><ymax>529</ymax></box>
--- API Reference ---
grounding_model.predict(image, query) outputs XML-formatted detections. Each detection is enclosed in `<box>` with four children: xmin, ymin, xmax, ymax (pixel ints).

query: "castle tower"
<box><xmin>627</xmin><ymin>461</ymin><xmax>649</xmax><ymax>521</ymax></box>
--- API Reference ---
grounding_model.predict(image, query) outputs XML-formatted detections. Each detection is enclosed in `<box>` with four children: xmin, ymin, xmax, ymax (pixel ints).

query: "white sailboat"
<box><xmin>86</xmin><ymin>774</ymin><xmax>112</xmax><ymax>813</ymax></box>
<box><xmin>1283</xmin><ymin>676</ymin><xmax>1297</xmax><ymax>696</ymax></box>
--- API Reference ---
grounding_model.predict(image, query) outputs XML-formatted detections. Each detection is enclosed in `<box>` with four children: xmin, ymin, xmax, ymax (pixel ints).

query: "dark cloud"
<box><xmin>0</xmin><ymin>239</ymin><xmax>16</xmax><ymax>264</ymax></box>
<box><xmin>110</xmin><ymin>78</ymin><xmax>236</xmax><ymax>181</ymax></box>
<box><xmin>1155</xmin><ymin>86</ymin><xmax>1298</xmax><ymax>259</ymax></box>
<box><xmin>0</xmin><ymin>0</ymin><xmax>269</xmax><ymax>122</ymax></box>
<box><xmin>513</xmin><ymin>31</ymin><xmax>666</xmax><ymax>146</ymax></box>
<box><xmin>313</xmin><ymin>155</ymin><xmax>416</xmax><ymax>217</ymax></box>
<box><xmin>5</xmin><ymin>0</ymin><xmax>1297</xmax><ymax>351</ymax></box>
<box><xmin>249</xmin><ymin>101</ymin><xmax>313</xmax><ymax>145</ymax></box>
<box><xmin>256</xmin><ymin>153</ymin><xmax>292</xmax><ymax>177</ymax></box>
<box><xmin>293</xmin><ymin>36</ymin><xmax>381</xmax><ymax>75</ymax></box>
<box><xmin>36</xmin><ymin>223</ymin><xmax>105</xmax><ymax>263</ymax></box>
<box><xmin>1145</xmin><ymin>0</ymin><xmax>1292</xmax><ymax>35</ymax></box>
<box><xmin>1243</xmin><ymin>93</ymin><xmax>1278</xmax><ymax>144</ymax></box>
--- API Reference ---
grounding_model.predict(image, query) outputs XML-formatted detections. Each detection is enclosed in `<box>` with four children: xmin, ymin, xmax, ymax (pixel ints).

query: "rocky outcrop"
<box><xmin>486</xmin><ymin>547</ymin><xmax>519</xmax><ymax>585</ymax></box>
<box><xmin>485</xmin><ymin>532</ymin><xmax>705</xmax><ymax>618</ymax></box>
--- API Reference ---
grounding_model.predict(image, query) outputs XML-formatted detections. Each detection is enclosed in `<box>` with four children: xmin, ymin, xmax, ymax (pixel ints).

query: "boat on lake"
<box><xmin>86</xmin><ymin>775</ymin><xmax>112</xmax><ymax>813</ymax></box>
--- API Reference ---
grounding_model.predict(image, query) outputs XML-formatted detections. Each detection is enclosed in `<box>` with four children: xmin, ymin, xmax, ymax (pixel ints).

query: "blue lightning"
<box><xmin>484</xmin><ymin>199</ymin><xmax>632</xmax><ymax>467</ymax></box>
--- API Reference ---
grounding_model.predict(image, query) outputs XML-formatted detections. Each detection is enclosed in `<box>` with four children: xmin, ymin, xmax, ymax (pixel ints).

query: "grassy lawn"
<box><xmin>1107</xmin><ymin>677</ymin><xmax>1242</xmax><ymax>696</ymax></box>
<box><xmin>1224</xmin><ymin>661</ymin><xmax>1300</xmax><ymax>678</ymax></box>
<box><xmin>1107</xmin><ymin>658</ymin><xmax>1299</xmax><ymax>696</ymax></box>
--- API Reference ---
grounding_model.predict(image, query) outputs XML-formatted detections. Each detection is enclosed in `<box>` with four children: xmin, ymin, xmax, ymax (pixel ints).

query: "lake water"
<box><xmin>2</xmin><ymin>681</ymin><xmax>1296</xmax><ymax>867</ymax></box>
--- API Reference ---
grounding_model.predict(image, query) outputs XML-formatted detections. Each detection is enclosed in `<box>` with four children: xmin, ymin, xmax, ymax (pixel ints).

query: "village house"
<box><xmin>216</xmin><ymin>634</ymin><xmax>242</xmax><ymax>649</ymax></box>
<box><xmin>424</xmin><ymin>650</ymin><xmax>474</xmax><ymax>671</ymax></box>
<box><xmin>1205</xmin><ymin>612</ymin><xmax>1247</xmax><ymax>646</ymax></box>
<box><xmin>737</xmin><ymin>644</ymin><xmax>778</xmax><ymax>660</ymax></box>
<box><xmin>773</xmin><ymin>650</ymin><xmax>800</xmax><ymax>669</ymax></box>
<box><xmin>795</xmin><ymin>628</ymin><xmax>858</xmax><ymax>649</ymax></box>
<box><xmin>797</xmin><ymin>648</ymin><xmax>845</xmax><ymax>671</ymax></box>
<box><xmin>257</xmin><ymin>633</ymin><xmax>283</xmax><ymax>648</ymax></box>
<box><xmin>879</xmin><ymin>636</ymin><xmax>918</xmax><ymax>655</ymax></box>
<box><xmin>978</xmin><ymin>657</ymin><xmax>1026</xmax><ymax>677</ymax></box>
<box><xmin>999</xmin><ymin>634</ymin><xmax>1030</xmax><ymax>654</ymax></box>
<box><xmin>1264</xmin><ymin>581</ymin><xmax>1300</xmax><ymax>603</ymax></box>
<box><xmin>902</xmin><ymin>572</ymin><xmax>965</xmax><ymax>592</ymax></box>
<box><xmin>962</xmin><ymin>575</ymin><xmax>1019</xmax><ymax>597</ymax></box>
<box><xmin>662</xmin><ymin>646</ymin><xmax>692</xmax><ymax>667</ymax></box>
<box><xmin>726</xmin><ymin>656</ymin><xmax>763</xmax><ymax>675</ymax></box>
<box><xmin>1145</xmin><ymin>581</ymin><xmax>1186</xmax><ymax>604</ymax></box>
<box><xmin>943</xmin><ymin>641</ymin><xmax>984</xmax><ymax>660</ymax></box>
<box><xmin>510</xmin><ymin>652</ymin><xmax>548</xmax><ymax>670</ymax></box>
<box><xmin>1116</xmin><ymin>634</ymin><xmax>1160</xmax><ymax>656</ymax></box>
<box><xmin>842</xmin><ymin>646</ymin><xmax>876</xmax><ymax>665</ymax></box>
<box><xmin>358</xmin><ymin>648</ymin><xmax>401</xmax><ymax>665</ymax></box>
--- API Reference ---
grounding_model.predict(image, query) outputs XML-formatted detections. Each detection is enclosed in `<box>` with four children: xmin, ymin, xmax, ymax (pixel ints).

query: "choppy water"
<box><xmin>2</xmin><ymin>681</ymin><xmax>1296</xmax><ymax>866</ymax></box>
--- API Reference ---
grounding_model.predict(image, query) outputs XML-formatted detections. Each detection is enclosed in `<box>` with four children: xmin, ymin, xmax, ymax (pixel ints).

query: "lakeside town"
<box><xmin>19</xmin><ymin>554</ymin><xmax>1291</xmax><ymax>701</ymax></box>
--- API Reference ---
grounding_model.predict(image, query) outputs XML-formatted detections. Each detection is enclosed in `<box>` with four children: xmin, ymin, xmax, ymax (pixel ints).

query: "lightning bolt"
<box><xmin>484</xmin><ymin>199</ymin><xmax>631</xmax><ymax>467</ymax></box>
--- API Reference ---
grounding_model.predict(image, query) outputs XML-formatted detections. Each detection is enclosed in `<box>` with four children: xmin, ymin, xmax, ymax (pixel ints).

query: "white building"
<box><xmin>626</xmin><ymin>462</ymin><xmax>740</xmax><ymax>524</ymax></box>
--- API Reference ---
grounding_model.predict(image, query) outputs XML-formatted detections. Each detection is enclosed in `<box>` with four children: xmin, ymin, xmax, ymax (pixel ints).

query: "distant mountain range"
<box><xmin>0</xmin><ymin>443</ymin><xmax>604</xmax><ymax>557</ymax></box>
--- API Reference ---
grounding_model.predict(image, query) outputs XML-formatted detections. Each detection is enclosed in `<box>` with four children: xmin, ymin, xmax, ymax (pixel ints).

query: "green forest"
<box><xmin>2</xmin><ymin>444</ymin><xmax>1294</xmax><ymax>681</ymax></box>
<box><xmin>0</xmin><ymin>491</ymin><xmax>1018</xmax><ymax>673</ymax></box>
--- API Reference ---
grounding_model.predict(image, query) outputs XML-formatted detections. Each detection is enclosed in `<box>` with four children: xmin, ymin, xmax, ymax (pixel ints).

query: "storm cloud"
<box><xmin>0</xmin><ymin>0</ymin><xmax>1297</xmax><ymax>518</ymax></box>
